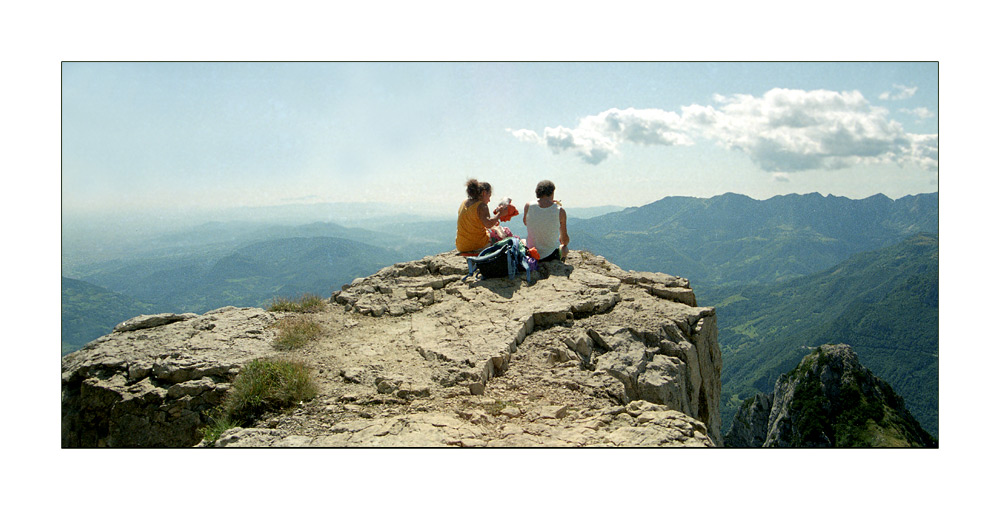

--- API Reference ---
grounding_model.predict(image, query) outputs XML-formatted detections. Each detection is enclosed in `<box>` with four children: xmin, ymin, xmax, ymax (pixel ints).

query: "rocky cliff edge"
<box><xmin>62</xmin><ymin>250</ymin><xmax>722</xmax><ymax>447</ymax></box>
<box><xmin>724</xmin><ymin>344</ymin><xmax>936</xmax><ymax>447</ymax></box>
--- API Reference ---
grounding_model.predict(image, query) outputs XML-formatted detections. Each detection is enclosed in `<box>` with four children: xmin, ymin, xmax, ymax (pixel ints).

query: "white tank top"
<box><xmin>526</xmin><ymin>202</ymin><xmax>562</xmax><ymax>258</ymax></box>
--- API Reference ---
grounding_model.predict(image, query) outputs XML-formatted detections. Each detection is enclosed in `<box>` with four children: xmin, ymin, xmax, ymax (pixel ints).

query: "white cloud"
<box><xmin>900</xmin><ymin>133</ymin><xmax>939</xmax><ymax>172</ymax></box>
<box><xmin>879</xmin><ymin>84</ymin><xmax>918</xmax><ymax>101</ymax></box>
<box><xmin>901</xmin><ymin>106</ymin><xmax>935</xmax><ymax>120</ymax></box>
<box><xmin>696</xmin><ymin>88</ymin><xmax>924</xmax><ymax>172</ymax></box>
<box><xmin>773</xmin><ymin>172</ymin><xmax>791</xmax><ymax>182</ymax></box>
<box><xmin>506</xmin><ymin>128</ymin><xmax>542</xmax><ymax>144</ymax></box>
<box><xmin>509</xmin><ymin>88</ymin><xmax>938</xmax><ymax>173</ymax></box>
<box><xmin>508</xmin><ymin>108</ymin><xmax>693</xmax><ymax>164</ymax></box>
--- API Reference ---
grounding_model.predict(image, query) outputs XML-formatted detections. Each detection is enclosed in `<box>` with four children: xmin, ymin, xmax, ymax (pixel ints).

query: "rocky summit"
<box><xmin>724</xmin><ymin>344</ymin><xmax>936</xmax><ymax>447</ymax></box>
<box><xmin>62</xmin><ymin>250</ymin><xmax>722</xmax><ymax>447</ymax></box>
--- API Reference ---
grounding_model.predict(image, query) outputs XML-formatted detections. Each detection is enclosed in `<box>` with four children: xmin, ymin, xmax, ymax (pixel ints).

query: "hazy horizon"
<box><xmin>63</xmin><ymin>187</ymin><xmax>941</xmax><ymax>227</ymax></box>
<box><xmin>62</xmin><ymin>62</ymin><xmax>939</xmax><ymax>223</ymax></box>
<box><xmin>61</xmin><ymin>187</ymin><xmax>939</xmax><ymax>245</ymax></box>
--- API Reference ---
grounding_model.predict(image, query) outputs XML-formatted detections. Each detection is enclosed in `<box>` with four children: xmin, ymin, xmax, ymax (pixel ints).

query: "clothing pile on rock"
<box><xmin>493</xmin><ymin>197</ymin><xmax>520</xmax><ymax>222</ymax></box>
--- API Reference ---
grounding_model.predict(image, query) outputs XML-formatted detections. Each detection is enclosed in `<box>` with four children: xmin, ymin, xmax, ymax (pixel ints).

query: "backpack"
<box><xmin>463</xmin><ymin>237</ymin><xmax>532</xmax><ymax>283</ymax></box>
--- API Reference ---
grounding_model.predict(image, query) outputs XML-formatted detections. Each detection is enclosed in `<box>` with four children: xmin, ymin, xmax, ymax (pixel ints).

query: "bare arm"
<box><xmin>559</xmin><ymin>207</ymin><xmax>570</xmax><ymax>255</ymax></box>
<box><xmin>523</xmin><ymin>203</ymin><xmax>529</xmax><ymax>226</ymax></box>
<box><xmin>478</xmin><ymin>202</ymin><xmax>499</xmax><ymax>228</ymax></box>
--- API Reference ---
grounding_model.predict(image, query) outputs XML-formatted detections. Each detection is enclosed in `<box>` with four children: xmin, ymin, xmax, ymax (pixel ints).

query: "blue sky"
<box><xmin>62</xmin><ymin>62</ymin><xmax>938</xmax><ymax>218</ymax></box>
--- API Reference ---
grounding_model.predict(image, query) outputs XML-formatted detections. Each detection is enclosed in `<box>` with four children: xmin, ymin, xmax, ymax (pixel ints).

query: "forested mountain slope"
<box><xmin>62</xmin><ymin>236</ymin><xmax>404</xmax><ymax>352</ymax></box>
<box><xmin>61</xmin><ymin>277</ymin><xmax>158</xmax><ymax>355</ymax></box>
<box><xmin>571</xmin><ymin>192</ymin><xmax>937</xmax><ymax>288</ymax></box>
<box><xmin>703</xmin><ymin>233</ymin><xmax>938</xmax><ymax>436</ymax></box>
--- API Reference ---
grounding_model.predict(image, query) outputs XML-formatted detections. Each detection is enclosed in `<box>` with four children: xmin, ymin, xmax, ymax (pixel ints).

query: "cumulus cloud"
<box><xmin>509</xmin><ymin>87</ymin><xmax>938</xmax><ymax>173</ymax></box>
<box><xmin>695</xmin><ymin>88</ymin><xmax>931</xmax><ymax>172</ymax></box>
<box><xmin>901</xmin><ymin>106</ymin><xmax>935</xmax><ymax>120</ymax></box>
<box><xmin>507</xmin><ymin>128</ymin><xmax>542</xmax><ymax>144</ymax></box>
<box><xmin>879</xmin><ymin>84</ymin><xmax>918</xmax><ymax>101</ymax></box>
<box><xmin>899</xmin><ymin>133</ymin><xmax>939</xmax><ymax>172</ymax></box>
<box><xmin>507</xmin><ymin>108</ymin><xmax>693</xmax><ymax>165</ymax></box>
<box><xmin>772</xmin><ymin>172</ymin><xmax>791</xmax><ymax>182</ymax></box>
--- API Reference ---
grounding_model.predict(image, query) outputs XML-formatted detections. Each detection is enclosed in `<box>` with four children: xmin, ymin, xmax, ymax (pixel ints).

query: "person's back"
<box><xmin>456</xmin><ymin>178</ymin><xmax>502</xmax><ymax>253</ymax></box>
<box><xmin>525</xmin><ymin>201</ymin><xmax>561</xmax><ymax>260</ymax></box>
<box><xmin>524</xmin><ymin>179</ymin><xmax>569</xmax><ymax>261</ymax></box>
<box><xmin>456</xmin><ymin>198</ymin><xmax>489</xmax><ymax>252</ymax></box>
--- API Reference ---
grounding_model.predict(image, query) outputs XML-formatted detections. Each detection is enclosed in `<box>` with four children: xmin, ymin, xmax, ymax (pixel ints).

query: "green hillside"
<box><xmin>63</xmin><ymin>220</ymin><xmax>453</xmax><ymax>280</ymax></box>
<box><xmin>726</xmin><ymin>344</ymin><xmax>936</xmax><ymax>447</ymax></box>
<box><xmin>809</xmin><ymin>264</ymin><xmax>939</xmax><ymax>437</ymax></box>
<box><xmin>62</xmin><ymin>236</ymin><xmax>406</xmax><ymax>355</ymax></box>
<box><xmin>78</xmin><ymin>236</ymin><xmax>403</xmax><ymax>314</ymax></box>
<box><xmin>573</xmin><ymin>192</ymin><xmax>938</xmax><ymax>288</ymax></box>
<box><xmin>61</xmin><ymin>277</ymin><xmax>158</xmax><ymax>354</ymax></box>
<box><xmin>703</xmin><ymin>233</ymin><xmax>939</xmax><ymax>437</ymax></box>
<box><xmin>189</xmin><ymin>236</ymin><xmax>403</xmax><ymax>311</ymax></box>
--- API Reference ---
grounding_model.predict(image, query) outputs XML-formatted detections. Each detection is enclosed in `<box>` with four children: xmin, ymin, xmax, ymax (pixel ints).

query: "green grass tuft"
<box><xmin>272</xmin><ymin>316</ymin><xmax>322</xmax><ymax>350</ymax></box>
<box><xmin>199</xmin><ymin>411</ymin><xmax>238</xmax><ymax>445</ymax></box>
<box><xmin>199</xmin><ymin>358</ymin><xmax>318</xmax><ymax>444</ymax></box>
<box><xmin>268</xmin><ymin>293</ymin><xmax>326</xmax><ymax>313</ymax></box>
<box><xmin>223</xmin><ymin>358</ymin><xmax>318</xmax><ymax>425</ymax></box>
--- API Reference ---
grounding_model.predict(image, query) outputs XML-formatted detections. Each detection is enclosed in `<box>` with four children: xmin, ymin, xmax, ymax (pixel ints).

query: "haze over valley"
<box><xmin>61</xmin><ymin>62</ymin><xmax>941</xmax><ymax>450</ymax></box>
<box><xmin>62</xmin><ymin>190</ymin><xmax>939</xmax><ymax>437</ymax></box>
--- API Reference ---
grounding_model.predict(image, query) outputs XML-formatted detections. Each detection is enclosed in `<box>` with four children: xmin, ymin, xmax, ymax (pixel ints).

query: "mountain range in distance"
<box><xmin>62</xmin><ymin>191</ymin><xmax>939</xmax><ymax>438</ymax></box>
<box><xmin>68</xmin><ymin>236</ymin><xmax>404</xmax><ymax>315</ymax></box>
<box><xmin>569</xmin><ymin>191</ymin><xmax>937</xmax><ymax>289</ymax></box>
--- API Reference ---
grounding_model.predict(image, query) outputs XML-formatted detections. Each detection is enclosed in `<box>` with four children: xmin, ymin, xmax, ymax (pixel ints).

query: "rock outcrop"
<box><xmin>724</xmin><ymin>344</ymin><xmax>936</xmax><ymax>447</ymax></box>
<box><xmin>62</xmin><ymin>250</ymin><xmax>722</xmax><ymax>447</ymax></box>
<box><xmin>61</xmin><ymin>308</ymin><xmax>286</xmax><ymax>447</ymax></box>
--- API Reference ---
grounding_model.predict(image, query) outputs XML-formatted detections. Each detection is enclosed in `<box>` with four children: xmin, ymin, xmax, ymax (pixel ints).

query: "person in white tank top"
<box><xmin>524</xmin><ymin>180</ymin><xmax>570</xmax><ymax>262</ymax></box>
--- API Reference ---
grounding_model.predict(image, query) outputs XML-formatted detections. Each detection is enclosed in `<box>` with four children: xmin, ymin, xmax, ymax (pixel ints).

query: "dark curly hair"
<box><xmin>535</xmin><ymin>180</ymin><xmax>555</xmax><ymax>199</ymax></box>
<box><xmin>466</xmin><ymin>178</ymin><xmax>491</xmax><ymax>199</ymax></box>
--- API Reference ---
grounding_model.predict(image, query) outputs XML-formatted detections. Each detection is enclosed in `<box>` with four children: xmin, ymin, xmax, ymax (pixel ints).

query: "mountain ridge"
<box><xmin>725</xmin><ymin>343</ymin><xmax>936</xmax><ymax>447</ymax></box>
<box><xmin>63</xmin><ymin>192</ymin><xmax>939</xmax><ymax>386</ymax></box>
<box><xmin>572</xmin><ymin>191</ymin><xmax>937</xmax><ymax>287</ymax></box>
<box><xmin>707</xmin><ymin>233</ymin><xmax>938</xmax><ymax>436</ymax></box>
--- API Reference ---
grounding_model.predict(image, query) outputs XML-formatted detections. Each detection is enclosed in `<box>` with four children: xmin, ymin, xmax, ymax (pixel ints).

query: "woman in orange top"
<box><xmin>456</xmin><ymin>178</ymin><xmax>505</xmax><ymax>253</ymax></box>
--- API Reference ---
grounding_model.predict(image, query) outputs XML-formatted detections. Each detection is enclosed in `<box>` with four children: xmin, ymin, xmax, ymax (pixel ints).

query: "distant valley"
<box><xmin>61</xmin><ymin>221</ymin><xmax>450</xmax><ymax>354</ymax></box>
<box><xmin>61</xmin><ymin>192</ymin><xmax>939</xmax><ymax>439</ymax></box>
<box><xmin>61</xmin><ymin>277</ymin><xmax>157</xmax><ymax>355</ymax></box>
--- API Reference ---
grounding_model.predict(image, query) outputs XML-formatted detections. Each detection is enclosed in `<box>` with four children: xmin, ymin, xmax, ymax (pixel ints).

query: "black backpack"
<box><xmin>463</xmin><ymin>238</ymin><xmax>532</xmax><ymax>283</ymax></box>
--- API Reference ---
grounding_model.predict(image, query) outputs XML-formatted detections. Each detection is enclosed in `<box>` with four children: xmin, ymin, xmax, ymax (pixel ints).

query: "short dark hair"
<box><xmin>535</xmin><ymin>180</ymin><xmax>555</xmax><ymax>198</ymax></box>
<box><xmin>465</xmin><ymin>179</ymin><xmax>491</xmax><ymax>199</ymax></box>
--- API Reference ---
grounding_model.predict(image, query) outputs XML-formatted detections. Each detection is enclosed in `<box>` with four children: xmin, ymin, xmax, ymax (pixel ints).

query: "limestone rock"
<box><xmin>62</xmin><ymin>307</ymin><xmax>284</xmax><ymax>447</ymax></box>
<box><xmin>114</xmin><ymin>313</ymin><xmax>198</xmax><ymax>333</ymax></box>
<box><xmin>63</xmin><ymin>250</ymin><xmax>722</xmax><ymax>447</ymax></box>
<box><xmin>723</xmin><ymin>393</ymin><xmax>773</xmax><ymax>448</ymax></box>
<box><xmin>724</xmin><ymin>344</ymin><xmax>936</xmax><ymax>447</ymax></box>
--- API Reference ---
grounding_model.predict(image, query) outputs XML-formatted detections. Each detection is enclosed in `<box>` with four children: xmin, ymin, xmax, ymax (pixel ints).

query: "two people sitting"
<box><xmin>455</xmin><ymin>178</ymin><xmax>569</xmax><ymax>262</ymax></box>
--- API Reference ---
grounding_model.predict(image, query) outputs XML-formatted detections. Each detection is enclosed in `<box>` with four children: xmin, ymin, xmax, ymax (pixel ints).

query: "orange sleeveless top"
<box><xmin>456</xmin><ymin>200</ymin><xmax>490</xmax><ymax>252</ymax></box>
